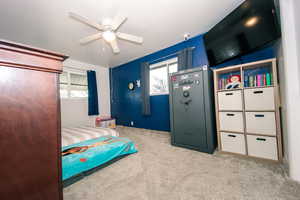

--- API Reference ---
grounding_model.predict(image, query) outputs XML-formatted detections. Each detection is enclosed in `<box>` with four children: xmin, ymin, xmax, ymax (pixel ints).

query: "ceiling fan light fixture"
<box><xmin>103</xmin><ymin>31</ymin><xmax>116</xmax><ymax>42</ymax></box>
<box><xmin>69</xmin><ymin>12</ymin><xmax>143</xmax><ymax>53</ymax></box>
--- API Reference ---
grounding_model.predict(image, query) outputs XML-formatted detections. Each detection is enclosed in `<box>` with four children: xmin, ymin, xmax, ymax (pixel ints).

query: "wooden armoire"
<box><xmin>0</xmin><ymin>40</ymin><xmax>67</xmax><ymax>200</ymax></box>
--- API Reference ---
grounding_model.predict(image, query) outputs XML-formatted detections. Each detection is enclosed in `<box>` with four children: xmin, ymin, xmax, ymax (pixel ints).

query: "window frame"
<box><xmin>59</xmin><ymin>69</ymin><xmax>88</xmax><ymax>99</ymax></box>
<box><xmin>149</xmin><ymin>57</ymin><xmax>178</xmax><ymax>96</ymax></box>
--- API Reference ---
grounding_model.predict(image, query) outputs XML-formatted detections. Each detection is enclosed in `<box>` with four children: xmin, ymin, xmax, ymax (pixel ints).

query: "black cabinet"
<box><xmin>169</xmin><ymin>66</ymin><xmax>216</xmax><ymax>153</ymax></box>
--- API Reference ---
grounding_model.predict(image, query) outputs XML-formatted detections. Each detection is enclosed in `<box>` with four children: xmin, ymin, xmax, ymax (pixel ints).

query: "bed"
<box><xmin>61</xmin><ymin>126</ymin><xmax>119</xmax><ymax>147</ymax></box>
<box><xmin>61</xmin><ymin>126</ymin><xmax>137</xmax><ymax>187</ymax></box>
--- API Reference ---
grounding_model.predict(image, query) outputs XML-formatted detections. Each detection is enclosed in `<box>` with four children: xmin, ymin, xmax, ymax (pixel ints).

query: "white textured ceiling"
<box><xmin>0</xmin><ymin>0</ymin><xmax>244</xmax><ymax>67</ymax></box>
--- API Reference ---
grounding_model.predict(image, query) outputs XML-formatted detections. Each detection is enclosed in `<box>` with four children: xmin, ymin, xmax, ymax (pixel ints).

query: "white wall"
<box><xmin>295</xmin><ymin>0</ymin><xmax>300</xmax><ymax>82</ymax></box>
<box><xmin>61</xmin><ymin>58</ymin><xmax>111</xmax><ymax>127</ymax></box>
<box><xmin>279</xmin><ymin>0</ymin><xmax>300</xmax><ymax>182</ymax></box>
<box><xmin>274</xmin><ymin>39</ymin><xmax>289</xmax><ymax>161</ymax></box>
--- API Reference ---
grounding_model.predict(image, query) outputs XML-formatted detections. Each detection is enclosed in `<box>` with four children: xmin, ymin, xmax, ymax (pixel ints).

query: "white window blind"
<box><xmin>59</xmin><ymin>71</ymin><xmax>88</xmax><ymax>98</ymax></box>
<box><xmin>59</xmin><ymin>72</ymin><xmax>69</xmax><ymax>98</ymax></box>
<box><xmin>70</xmin><ymin>73</ymin><xmax>88</xmax><ymax>98</ymax></box>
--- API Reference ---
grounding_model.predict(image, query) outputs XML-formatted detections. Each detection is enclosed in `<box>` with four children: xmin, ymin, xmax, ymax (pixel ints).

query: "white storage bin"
<box><xmin>244</xmin><ymin>87</ymin><xmax>275</xmax><ymax>110</ymax></box>
<box><xmin>221</xmin><ymin>132</ymin><xmax>246</xmax><ymax>155</ymax></box>
<box><xmin>246</xmin><ymin>112</ymin><xmax>276</xmax><ymax>136</ymax></box>
<box><xmin>218</xmin><ymin>90</ymin><xmax>243</xmax><ymax>111</ymax></box>
<box><xmin>247</xmin><ymin>135</ymin><xmax>278</xmax><ymax>160</ymax></box>
<box><xmin>219</xmin><ymin>112</ymin><xmax>244</xmax><ymax>132</ymax></box>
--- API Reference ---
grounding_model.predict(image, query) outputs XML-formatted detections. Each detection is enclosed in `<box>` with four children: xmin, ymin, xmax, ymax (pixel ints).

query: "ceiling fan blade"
<box><xmin>79</xmin><ymin>33</ymin><xmax>102</xmax><ymax>44</ymax></box>
<box><xmin>116</xmin><ymin>32</ymin><xmax>143</xmax><ymax>44</ymax></box>
<box><xmin>69</xmin><ymin>12</ymin><xmax>104</xmax><ymax>31</ymax></box>
<box><xmin>109</xmin><ymin>40</ymin><xmax>120</xmax><ymax>54</ymax></box>
<box><xmin>111</xmin><ymin>15</ymin><xmax>127</xmax><ymax>31</ymax></box>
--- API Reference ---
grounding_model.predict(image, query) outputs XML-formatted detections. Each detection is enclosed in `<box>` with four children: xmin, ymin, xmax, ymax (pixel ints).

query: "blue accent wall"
<box><xmin>110</xmin><ymin>34</ymin><xmax>277</xmax><ymax>131</ymax></box>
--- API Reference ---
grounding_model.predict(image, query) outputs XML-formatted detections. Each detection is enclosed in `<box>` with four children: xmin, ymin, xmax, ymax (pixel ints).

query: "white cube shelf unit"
<box><xmin>213</xmin><ymin>58</ymin><xmax>283</xmax><ymax>161</ymax></box>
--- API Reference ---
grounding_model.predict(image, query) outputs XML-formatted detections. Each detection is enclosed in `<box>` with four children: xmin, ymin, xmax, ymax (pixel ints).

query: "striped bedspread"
<box><xmin>62</xmin><ymin>126</ymin><xmax>119</xmax><ymax>147</ymax></box>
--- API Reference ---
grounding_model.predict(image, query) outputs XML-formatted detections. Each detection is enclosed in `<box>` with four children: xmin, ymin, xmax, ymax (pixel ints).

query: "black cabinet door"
<box><xmin>170</xmin><ymin>70</ymin><xmax>208</xmax><ymax>151</ymax></box>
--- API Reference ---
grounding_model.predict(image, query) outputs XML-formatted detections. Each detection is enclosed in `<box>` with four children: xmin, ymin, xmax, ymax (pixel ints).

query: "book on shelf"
<box><xmin>257</xmin><ymin>74</ymin><xmax>262</xmax><ymax>87</ymax></box>
<box><xmin>244</xmin><ymin>75</ymin><xmax>249</xmax><ymax>87</ymax></box>
<box><xmin>266</xmin><ymin>73</ymin><xmax>271</xmax><ymax>86</ymax></box>
<box><xmin>249</xmin><ymin>76</ymin><xmax>253</xmax><ymax>87</ymax></box>
<box><xmin>244</xmin><ymin>73</ymin><xmax>272</xmax><ymax>88</ymax></box>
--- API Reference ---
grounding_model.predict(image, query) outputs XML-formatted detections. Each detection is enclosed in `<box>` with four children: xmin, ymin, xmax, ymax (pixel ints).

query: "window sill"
<box><xmin>60</xmin><ymin>97</ymin><xmax>88</xmax><ymax>100</ymax></box>
<box><xmin>150</xmin><ymin>93</ymin><xmax>169</xmax><ymax>96</ymax></box>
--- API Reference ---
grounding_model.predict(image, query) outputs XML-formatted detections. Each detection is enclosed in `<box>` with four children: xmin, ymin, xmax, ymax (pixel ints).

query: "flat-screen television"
<box><xmin>204</xmin><ymin>0</ymin><xmax>281</xmax><ymax>66</ymax></box>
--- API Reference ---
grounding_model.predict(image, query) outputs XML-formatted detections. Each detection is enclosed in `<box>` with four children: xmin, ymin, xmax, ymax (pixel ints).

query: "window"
<box><xmin>59</xmin><ymin>71</ymin><xmax>88</xmax><ymax>98</ymax></box>
<box><xmin>149</xmin><ymin>57</ymin><xmax>178</xmax><ymax>96</ymax></box>
<box><xmin>60</xmin><ymin>72</ymin><xmax>69</xmax><ymax>98</ymax></box>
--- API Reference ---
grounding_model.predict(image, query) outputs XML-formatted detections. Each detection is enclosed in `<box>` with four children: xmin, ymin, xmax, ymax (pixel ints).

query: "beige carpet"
<box><xmin>63</xmin><ymin>126</ymin><xmax>300</xmax><ymax>200</ymax></box>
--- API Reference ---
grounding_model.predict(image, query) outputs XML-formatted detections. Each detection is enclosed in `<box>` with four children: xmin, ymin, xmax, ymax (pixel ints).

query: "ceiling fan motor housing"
<box><xmin>69</xmin><ymin>12</ymin><xmax>143</xmax><ymax>54</ymax></box>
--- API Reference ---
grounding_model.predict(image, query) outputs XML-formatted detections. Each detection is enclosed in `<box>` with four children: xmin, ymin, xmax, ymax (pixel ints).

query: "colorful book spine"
<box><xmin>249</xmin><ymin>76</ymin><xmax>253</xmax><ymax>87</ymax></box>
<box><xmin>257</xmin><ymin>74</ymin><xmax>262</xmax><ymax>87</ymax></box>
<box><xmin>243</xmin><ymin>73</ymin><xmax>273</xmax><ymax>88</ymax></box>
<box><xmin>259</xmin><ymin>75</ymin><xmax>262</xmax><ymax>86</ymax></box>
<box><xmin>266</xmin><ymin>73</ymin><xmax>271</xmax><ymax>86</ymax></box>
<box><xmin>219</xmin><ymin>78</ymin><xmax>229</xmax><ymax>90</ymax></box>
<box><xmin>244</xmin><ymin>75</ymin><xmax>249</xmax><ymax>87</ymax></box>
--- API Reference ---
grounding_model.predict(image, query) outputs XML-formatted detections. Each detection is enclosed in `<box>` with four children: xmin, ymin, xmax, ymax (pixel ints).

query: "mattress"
<box><xmin>62</xmin><ymin>136</ymin><xmax>137</xmax><ymax>181</ymax></box>
<box><xmin>61</xmin><ymin>126</ymin><xmax>119</xmax><ymax>147</ymax></box>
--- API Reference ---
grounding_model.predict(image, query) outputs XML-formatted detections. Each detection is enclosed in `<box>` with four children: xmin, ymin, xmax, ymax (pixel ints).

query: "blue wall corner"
<box><xmin>110</xmin><ymin>34</ymin><xmax>278</xmax><ymax>131</ymax></box>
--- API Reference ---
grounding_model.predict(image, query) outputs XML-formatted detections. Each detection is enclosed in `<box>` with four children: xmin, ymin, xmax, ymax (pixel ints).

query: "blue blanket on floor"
<box><xmin>62</xmin><ymin>136</ymin><xmax>137</xmax><ymax>180</ymax></box>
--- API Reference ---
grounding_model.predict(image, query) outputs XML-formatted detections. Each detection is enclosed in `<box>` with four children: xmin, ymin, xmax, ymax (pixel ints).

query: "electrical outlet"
<box><xmin>130</xmin><ymin>121</ymin><xmax>134</xmax><ymax>126</ymax></box>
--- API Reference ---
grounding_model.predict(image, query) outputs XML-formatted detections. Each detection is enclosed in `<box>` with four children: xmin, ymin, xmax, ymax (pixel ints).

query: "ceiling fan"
<box><xmin>69</xmin><ymin>12</ymin><xmax>143</xmax><ymax>54</ymax></box>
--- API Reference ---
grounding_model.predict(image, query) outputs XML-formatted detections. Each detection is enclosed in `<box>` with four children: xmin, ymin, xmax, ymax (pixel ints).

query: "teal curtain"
<box><xmin>87</xmin><ymin>71</ymin><xmax>99</xmax><ymax>116</ymax></box>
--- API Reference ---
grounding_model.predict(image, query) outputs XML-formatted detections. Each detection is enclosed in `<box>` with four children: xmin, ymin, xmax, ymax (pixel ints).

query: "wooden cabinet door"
<box><xmin>0</xmin><ymin>66</ymin><xmax>62</xmax><ymax>200</ymax></box>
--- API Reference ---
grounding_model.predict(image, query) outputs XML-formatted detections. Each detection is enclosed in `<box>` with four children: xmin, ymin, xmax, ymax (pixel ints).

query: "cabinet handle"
<box><xmin>225</xmin><ymin>93</ymin><xmax>233</xmax><ymax>96</ymax></box>
<box><xmin>253</xmin><ymin>91</ymin><xmax>263</xmax><ymax>94</ymax></box>
<box><xmin>256</xmin><ymin>138</ymin><xmax>266</xmax><ymax>141</ymax></box>
<box><xmin>226</xmin><ymin>113</ymin><xmax>235</xmax><ymax>116</ymax></box>
<box><xmin>228</xmin><ymin>135</ymin><xmax>237</xmax><ymax>138</ymax></box>
<box><xmin>255</xmin><ymin>114</ymin><xmax>265</xmax><ymax>118</ymax></box>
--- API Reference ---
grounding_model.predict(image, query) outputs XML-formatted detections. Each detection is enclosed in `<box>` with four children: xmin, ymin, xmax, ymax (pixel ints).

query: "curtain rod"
<box><xmin>148</xmin><ymin>46</ymin><xmax>195</xmax><ymax>64</ymax></box>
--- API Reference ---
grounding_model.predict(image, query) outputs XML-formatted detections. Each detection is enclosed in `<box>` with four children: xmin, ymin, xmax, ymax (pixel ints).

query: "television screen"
<box><xmin>204</xmin><ymin>0</ymin><xmax>281</xmax><ymax>66</ymax></box>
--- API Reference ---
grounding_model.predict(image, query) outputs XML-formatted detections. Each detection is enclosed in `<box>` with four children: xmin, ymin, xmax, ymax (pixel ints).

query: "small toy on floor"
<box><xmin>95</xmin><ymin>117</ymin><xmax>116</xmax><ymax>129</ymax></box>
